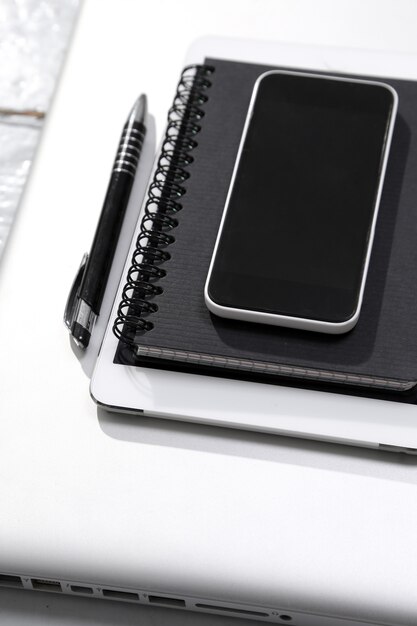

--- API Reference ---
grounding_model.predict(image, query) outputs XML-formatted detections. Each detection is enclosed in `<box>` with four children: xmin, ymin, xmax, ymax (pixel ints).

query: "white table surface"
<box><xmin>2</xmin><ymin>0</ymin><xmax>417</xmax><ymax>624</ymax></box>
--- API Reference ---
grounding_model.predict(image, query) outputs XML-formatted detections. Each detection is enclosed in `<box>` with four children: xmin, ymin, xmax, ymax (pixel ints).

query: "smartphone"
<box><xmin>204</xmin><ymin>70</ymin><xmax>398</xmax><ymax>334</ymax></box>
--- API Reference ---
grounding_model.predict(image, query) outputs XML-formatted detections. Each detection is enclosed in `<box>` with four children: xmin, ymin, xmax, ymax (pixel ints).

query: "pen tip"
<box><xmin>129</xmin><ymin>94</ymin><xmax>147</xmax><ymax>124</ymax></box>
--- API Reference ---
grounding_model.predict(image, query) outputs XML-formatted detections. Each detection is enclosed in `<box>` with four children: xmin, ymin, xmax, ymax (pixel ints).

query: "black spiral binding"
<box><xmin>113</xmin><ymin>64</ymin><xmax>215</xmax><ymax>346</ymax></box>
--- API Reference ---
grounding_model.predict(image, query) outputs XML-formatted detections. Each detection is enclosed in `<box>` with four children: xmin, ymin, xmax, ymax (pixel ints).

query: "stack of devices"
<box><xmin>91</xmin><ymin>56</ymin><xmax>417</xmax><ymax>453</ymax></box>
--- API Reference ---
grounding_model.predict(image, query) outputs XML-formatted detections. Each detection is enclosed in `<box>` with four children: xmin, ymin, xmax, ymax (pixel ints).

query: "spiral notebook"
<box><xmin>111</xmin><ymin>57</ymin><xmax>417</xmax><ymax>397</ymax></box>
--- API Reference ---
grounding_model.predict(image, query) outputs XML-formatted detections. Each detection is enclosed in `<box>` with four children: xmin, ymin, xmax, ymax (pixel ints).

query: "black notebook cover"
<box><xmin>114</xmin><ymin>58</ymin><xmax>417</xmax><ymax>394</ymax></box>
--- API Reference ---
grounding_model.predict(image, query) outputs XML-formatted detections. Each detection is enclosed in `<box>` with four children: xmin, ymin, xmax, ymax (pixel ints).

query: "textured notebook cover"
<box><xmin>116</xmin><ymin>58</ymin><xmax>417</xmax><ymax>390</ymax></box>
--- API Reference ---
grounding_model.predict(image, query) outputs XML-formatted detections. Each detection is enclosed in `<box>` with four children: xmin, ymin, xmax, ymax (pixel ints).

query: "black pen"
<box><xmin>64</xmin><ymin>94</ymin><xmax>147</xmax><ymax>349</ymax></box>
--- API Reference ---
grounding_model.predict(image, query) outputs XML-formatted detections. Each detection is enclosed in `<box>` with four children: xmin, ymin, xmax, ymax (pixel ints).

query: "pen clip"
<box><xmin>64</xmin><ymin>253</ymin><xmax>88</xmax><ymax>331</ymax></box>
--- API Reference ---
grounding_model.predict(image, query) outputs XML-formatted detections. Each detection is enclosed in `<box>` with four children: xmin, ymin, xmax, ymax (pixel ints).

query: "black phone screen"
<box><xmin>207</xmin><ymin>71</ymin><xmax>396</xmax><ymax>324</ymax></box>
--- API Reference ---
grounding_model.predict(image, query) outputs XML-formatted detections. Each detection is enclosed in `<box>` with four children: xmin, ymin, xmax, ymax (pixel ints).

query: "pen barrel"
<box><xmin>80</xmin><ymin>119</ymin><xmax>146</xmax><ymax>313</ymax></box>
<box><xmin>113</xmin><ymin>120</ymin><xmax>146</xmax><ymax>176</ymax></box>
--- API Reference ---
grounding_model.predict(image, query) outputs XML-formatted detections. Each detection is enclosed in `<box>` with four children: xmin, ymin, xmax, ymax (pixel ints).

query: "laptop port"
<box><xmin>148</xmin><ymin>595</ymin><xmax>185</xmax><ymax>607</ymax></box>
<box><xmin>195</xmin><ymin>603</ymin><xmax>268</xmax><ymax>617</ymax></box>
<box><xmin>102</xmin><ymin>589</ymin><xmax>138</xmax><ymax>600</ymax></box>
<box><xmin>31</xmin><ymin>578</ymin><xmax>62</xmax><ymax>592</ymax></box>
<box><xmin>0</xmin><ymin>574</ymin><xmax>23</xmax><ymax>588</ymax></box>
<box><xmin>70</xmin><ymin>585</ymin><xmax>93</xmax><ymax>594</ymax></box>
